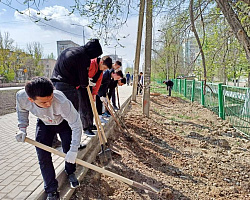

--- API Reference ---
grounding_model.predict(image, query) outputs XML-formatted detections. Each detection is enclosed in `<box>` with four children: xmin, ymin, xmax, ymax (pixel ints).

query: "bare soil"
<box><xmin>71</xmin><ymin>95</ymin><xmax>250</xmax><ymax>200</ymax></box>
<box><xmin>0</xmin><ymin>89</ymin><xmax>19</xmax><ymax>116</ymax></box>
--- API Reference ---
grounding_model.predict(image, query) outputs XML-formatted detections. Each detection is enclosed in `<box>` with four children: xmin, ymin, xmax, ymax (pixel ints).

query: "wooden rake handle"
<box><xmin>86</xmin><ymin>86</ymin><xmax>106</xmax><ymax>145</ymax></box>
<box><xmin>103</xmin><ymin>102</ymin><xmax>123</xmax><ymax>131</ymax></box>
<box><xmin>106</xmin><ymin>97</ymin><xmax>131</xmax><ymax>136</ymax></box>
<box><xmin>116</xmin><ymin>87</ymin><xmax>120</xmax><ymax>109</ymax></box>
<box><xmin>25</xmin><ymin>137</ymin><xmax>159</xmax><ymax>194</ymax></box>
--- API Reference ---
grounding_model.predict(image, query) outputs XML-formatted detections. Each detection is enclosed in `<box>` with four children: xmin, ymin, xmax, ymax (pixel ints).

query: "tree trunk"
<box><xmin>215</xmin><ymin>0</ymin><xmax>250</xmax><ymax>87</ymax></box>
<box><xmin>143</xmin><ymin>0</ymin><xmax>153</xmax><ymax>117</ymax></box>
<box><xmin>132</xmin><ymin>0</ymin><xmax>145</xmax><ymax>101</ymax></box>
<box><xmin>190</xmin><ymin>0</ymin><xmax>207</xmax><ymax>88</ymax></box>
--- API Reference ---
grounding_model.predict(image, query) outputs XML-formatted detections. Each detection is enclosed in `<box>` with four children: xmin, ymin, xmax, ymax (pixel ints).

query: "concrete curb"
<box><xmin>35</xmin><ymin>96</ymin><xmax>131</xmax><ymax>200</ymax></box>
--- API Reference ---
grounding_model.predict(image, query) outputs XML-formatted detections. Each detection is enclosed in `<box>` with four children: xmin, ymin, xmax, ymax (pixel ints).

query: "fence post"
<box><xmin>201</xmin><ymin>81</ymin><xmax>205</xmax><ymax>106</ymax></box>
<box><xmin>172</xmin><ymin>79</ymin><xmax>175</xmax><ymax>91</ymax></box>
<box><xmin>184</xmin><ymin>79</ymin><xmax>187</xmax><ymax>97</ymax></box>
<box><xmin>179</xmin><ymin>79</ymin><xmax>182</xmax><ymax>94</ymax></box>
<box><xmin>218</xmin><ymin>83</ymin><xmax>225</xmax><ymax>120</ymax></box>
<box><xmin>191</xmin><ymin>79</ymin><xmax>195</xmax><ymax>102</ymax></box>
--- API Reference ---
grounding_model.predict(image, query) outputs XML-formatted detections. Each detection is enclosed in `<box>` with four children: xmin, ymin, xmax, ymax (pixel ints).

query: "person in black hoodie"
<box><xmin>51</xmin><ymin>39</ymin><xmax>103</xmax><ymax>137</ymax></box>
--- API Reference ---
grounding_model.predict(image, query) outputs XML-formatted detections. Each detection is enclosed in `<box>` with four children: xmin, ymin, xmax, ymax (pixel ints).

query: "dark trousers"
<box><xmin>111</xmin><ymin>88</ymin><xmax>116</xmax><ymax>107</ymax></box>
<box><xmin>137</xmin><ymin>83</ymin><xmax>142</xmax><ymax>94</ymax></box>
<box><xmin>96</xmin><ymin>95</ymin><xmax>103</xmax><ymax>115</ymax></box>
<box><xmin>53</xmin><ymin>82</ymin><xmax>79</xmax><ymax>111</ymax></box>
<box><xmin>107</xmin><ymin>88</ymin><xmax>116</xmax><ymax>107</ymax></box>
<box><xmin>35</xmin><ymin>119</ymin><xmax>76</xmax><ymax>193</ymax></box>
<box><xmin>53</xmin><ymin>82</ymin><xmax>93</xmax><ymax>130</ymax></box>
<box><xmin>167</xmin><ymin>86</ymin><xmax>173</xmax><ymax>96</ymax></box>
<box><xmin>78</xmin><ymin>87</ymin><xmax>93</xmax><ymax>130</ymax></box>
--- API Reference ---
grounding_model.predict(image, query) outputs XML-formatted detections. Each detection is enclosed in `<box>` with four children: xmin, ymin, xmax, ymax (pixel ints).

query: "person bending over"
<box><xmin>16</xmin><ymin>77</ymin><xmax>82</xmax><ymax>200</ymax></box>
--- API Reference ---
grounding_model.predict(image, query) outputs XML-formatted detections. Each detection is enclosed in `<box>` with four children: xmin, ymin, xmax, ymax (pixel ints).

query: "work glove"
<box><xmin>16</xmin><ymin>128</ymin><xmax>27</xmax><ymax>142</ymax></box>
<box><xmin>100</xmin><ymin>96</ymin><xmax>107</xmax><ymax>103</ymax></box>
<box><xmin>89</xmin><ymin>78</ymin><xmax>96</xmax><ymax>87</ymax></box>
<box><xmin>65</xmin><ymin>150</ymin><xmax>78</xmax><ymax>164</ymax></box>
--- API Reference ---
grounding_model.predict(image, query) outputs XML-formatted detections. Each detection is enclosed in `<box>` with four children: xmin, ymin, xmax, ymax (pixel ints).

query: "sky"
<box><xmin>0</xmin><ymin>0</ymin><xmax>152</xmax><ymax>71</ymax></box>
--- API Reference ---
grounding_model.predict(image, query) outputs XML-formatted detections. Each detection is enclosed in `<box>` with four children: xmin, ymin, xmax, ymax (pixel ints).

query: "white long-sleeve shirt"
<box><xmin>16</xmin><ymin>89</ymin><xmax>82</xmax><ymax>152</ymax></box>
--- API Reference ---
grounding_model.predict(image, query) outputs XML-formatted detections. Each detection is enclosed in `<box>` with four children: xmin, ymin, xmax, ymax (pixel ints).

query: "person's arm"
<box><xmin>92</xmin><ymin>72</ymin><xmax>103</xmax><ymax>95</ymax></box>
<box><xmin>16</xmin><ymin>91</ymin><xmax>29</xmax><ymax>142</ymax></box>
<box><xmin>16</xmin><ymin>92</ymin><xmax>29</xmax><ymax>130</ymax></box>
<box><xmin>60</xmin><ymin>100</ymin><xmax>82</xmax><ymax>152</ymax></box>
<box><xmin>98</xmin><ymin>71</ymin><xmax>111</xmax><ymax>97</ymax></box>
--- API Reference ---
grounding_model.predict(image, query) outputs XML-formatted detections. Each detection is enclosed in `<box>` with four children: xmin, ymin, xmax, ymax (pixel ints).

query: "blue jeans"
<box><xmin>35</xmin><ymin>119</ymin><xmax>76</xmax><ymax>193</ymax></box>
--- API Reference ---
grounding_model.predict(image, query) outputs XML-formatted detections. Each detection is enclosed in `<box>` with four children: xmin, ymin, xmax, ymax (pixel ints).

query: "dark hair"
<box><xmin>120</xmin><ymin>77</ymin><xmax>126</xmax><ymax>84</ymax></box>
<box><xmin>102</xmin><ymin>56</ymin><xmax>112</xmax><ymax>69</ymax></box>
<box><xmin>116</xmin><ymin>60</ymin><xmax>122</xmax><ymax>66</ymax></box>
<box><xmin>115</xmin><ymin>70</ymin><xmax>124</xmax><ymax>78</ymax></box>
<box><xmin>25</xmin><ymin>77</ymin><xmax>54</xmax><ymax>100</ymax></box>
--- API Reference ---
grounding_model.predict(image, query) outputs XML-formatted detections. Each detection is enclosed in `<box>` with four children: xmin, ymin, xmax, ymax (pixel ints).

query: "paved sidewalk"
<box><xmin>0</xmin><ymin>86</ymin><xmax>132</xmax><ymax>200</ymax></box>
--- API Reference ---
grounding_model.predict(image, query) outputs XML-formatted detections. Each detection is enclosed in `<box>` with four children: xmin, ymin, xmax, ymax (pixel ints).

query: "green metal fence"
<box><xmin>150</xmin><ymin>78</ymin><xmax>250</xmax><ymax>136</ymax></box>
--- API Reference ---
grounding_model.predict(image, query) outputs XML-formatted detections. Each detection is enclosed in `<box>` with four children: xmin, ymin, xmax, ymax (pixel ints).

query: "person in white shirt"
<box><xmin>16</xmin><ymin>77</ymin><xmax>82</xmax><ymax>200</ymax></box>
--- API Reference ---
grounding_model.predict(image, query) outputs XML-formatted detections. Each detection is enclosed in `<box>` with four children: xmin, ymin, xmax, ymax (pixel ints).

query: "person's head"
<box><xmin>118</xmin><ymin>77</ymin><xmax>126</xmax><ymax>86</ymax></box>
<box><xmin>140</xmin><ymin>72</ymin><xmax>143</xmax><ymax>75</ymax></box>
<box><xmin>84</xmin><ymin>39</ymin><xmax>103</xmax><ymax>59</ymax></box>
<box><xmin>111</xmin><ymin>70</ymin><xmax>123</xmax><ymax>80</ymax></box>
<box><xmin>99</xmin><ymin>56</ymin><xmax>112</xmax><ymax>70</ymax></box>
<box><xmin>25</xmin><ymin>77</ymin><xmax>54</xmax><ymax>108</ymax></box>
<box><xmin>127</xmin><ymin>71</ymin><xmax>130</xmax><ymax>74</ymax></box>
<box><xmin>113</xmin><ymin>60</ymin><xmax>122</xmax><ymax>70</ymax></box>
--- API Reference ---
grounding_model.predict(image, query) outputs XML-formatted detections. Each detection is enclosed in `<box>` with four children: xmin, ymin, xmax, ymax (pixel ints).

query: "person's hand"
<box><xmin>89</xmin><ymin>78</ymin><xmax>96</xmax><ymax>87</ymax></box>
<box><xmin>16</xmin><ymin>128</ymin><xmax>27</xmax><ymax>142</ymax></box>
<box><xmin>100</xmin><ymin>96</ymin><xmax>107</xmax><ymax>103</ymax></box>
<box><xmin>65</xmin><ymin>151</ymin><xmax>77</xmax><ymax>164</ymax></box>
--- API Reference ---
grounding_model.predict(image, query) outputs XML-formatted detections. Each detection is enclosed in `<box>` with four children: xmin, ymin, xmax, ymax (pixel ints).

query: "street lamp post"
<box><xmin>71</xmin><ymin>24</ymin><xmax>85</xmax><ymax>45</ymax></box>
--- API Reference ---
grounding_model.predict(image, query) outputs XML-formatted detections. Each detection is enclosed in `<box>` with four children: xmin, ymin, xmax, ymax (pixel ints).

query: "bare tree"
<box><xmin>215</xmin><ymin>0</ymin><xmax>250</xmax><ymax>86</ymax></box>
<box><xmin>143</xmin><ymin>0</ymin><xmax>153</xmax><ymax>117</ymax></box>
<box><xmin>26</xmin><ymin>42</ymin><xmax>44</xmax><ymax>78</ymax></box>
<box><xmin>132</xmin><ymin>0</ymin><xmax>145</xmax><ymax>101</ymax></box>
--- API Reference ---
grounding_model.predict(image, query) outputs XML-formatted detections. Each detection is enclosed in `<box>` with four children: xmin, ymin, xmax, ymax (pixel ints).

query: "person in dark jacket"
<box><xmin>163</xmin><ymin>79</ymin><xmax>174</xmax><ymax>96</ymax></box>
<box><xmin>137</xmin><ymin>72</ymin><xmax>143</xmax><ymax>95</ymax></box>
<box><xmin>107</xmin><ymin>71</ymin><xmax>125</xmax><ymax>110</ymax></box>
<box><xmin>110</xmin><ymin>61</ymin><xmax>122</xmax><ymax>109</ymax></box>
<box><xmin>96</xmin><ymin>70</ymin><xmax>123</xmax><ymax>122</ymax></box>
<box><xmin>51</xmin><ymin>39</ymin><xmax>103</xmax><ymax>137</ymax></box>
<box><xmin>80</xmin><ymin>56</ymin><xmax>112</xmax><ymax>134</ymax></box>
<box><xmin>126</xmin><ymin>72</ymin><xmax>131</xmax><ymax>85</ymax></box>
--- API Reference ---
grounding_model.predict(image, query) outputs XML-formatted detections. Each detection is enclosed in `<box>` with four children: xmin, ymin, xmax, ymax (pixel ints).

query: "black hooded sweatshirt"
<box><xmin>51</xmin><ymin>39</ymin><xmax>103</xmax><ymax>88</ymax></box>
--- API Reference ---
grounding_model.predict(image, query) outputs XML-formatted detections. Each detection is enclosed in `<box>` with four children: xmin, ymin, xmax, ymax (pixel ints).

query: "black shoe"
<box><xmin>78</xmin><ymin>144</ymin><xmax>87</xmax><ymax>150</ymax></box>
<box><xmin>46</xmin><ymin>191</ymin><xmax>60</xmax><ymax>200</ymax></box>
<box><xmin>90</xmin><ymin>125</ymin><xmax>97</xmax><ymax>130</ymax></box>
<box><xmin>84</xmin><ymin>129</ymin><xmax>96</xmax><ymax>137</ymax></box>
<box><xmin>68</xmin><ymin>173</ymin><xmax>80</xmax><ymax>189</ymax></box>
<box><xmin>113</xmin><ymin>105</ymin><xmax>119</xmax><ymax>110</ymax></box>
